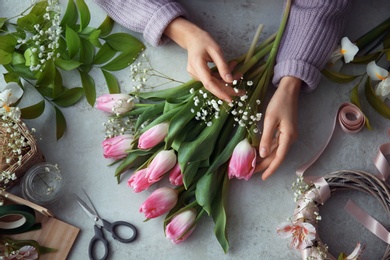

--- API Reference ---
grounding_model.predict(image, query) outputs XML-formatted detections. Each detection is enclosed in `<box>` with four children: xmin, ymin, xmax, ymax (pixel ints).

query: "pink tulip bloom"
<box><xmin>165</xmin><ymin>209</ymin><xmax>197</xmax><ymax>244</ymax></box>
<box><xmin>139</xmin><ymin>187</ymin><xmax>178</xmax><ymax>219</ymax></box>
<box><xmin>102</xmin><ymin>134</ymin><xmax>134</xmax><ymax>160</ymax></box>
<box><xmin>138</xmin><ymin>122</ymin><xmax>169</xmax><ymax>149</ymax></box>
<box><xmin>146</xmin><ymin>150</ymin><xmax>177</xmax><ymax>183</ymax></box>
<box><xmin>169</xmin><ymin>163</ymin><xmax>183</xmax><ymax>186</ymax></box>
<box><xmin>228</xmin><ymin>138</ymin><xmax>256</xmax><ymax>181</ymax></box>
<box><xmin>127</xmin><ymin>169</ymin><xmax>152</xmax><ymax>193</ymax></box>
<box><xmin>96</xmin><ymin>93</ymin><xmax>134</xmax><ymax>115</ymax></box>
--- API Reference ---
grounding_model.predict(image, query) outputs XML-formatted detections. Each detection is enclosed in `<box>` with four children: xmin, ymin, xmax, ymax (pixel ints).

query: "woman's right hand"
<box><xmin>164</xmin><ymin>17</ymin><xmax>243</xmax><ymax>102</ymax></box>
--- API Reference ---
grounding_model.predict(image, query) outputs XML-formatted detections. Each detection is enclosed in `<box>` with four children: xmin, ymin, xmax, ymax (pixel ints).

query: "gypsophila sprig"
<box><xmin>130</xmin><ymin>54</ymin><xmax>185</xmax><ymax>95</ymax></box>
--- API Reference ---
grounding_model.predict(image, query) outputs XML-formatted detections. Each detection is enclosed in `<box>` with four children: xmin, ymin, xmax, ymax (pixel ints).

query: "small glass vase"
<box><xmin>21</xmin><ymin>162</ymin><xmax>64</xmax><ymax>206</ymax></box>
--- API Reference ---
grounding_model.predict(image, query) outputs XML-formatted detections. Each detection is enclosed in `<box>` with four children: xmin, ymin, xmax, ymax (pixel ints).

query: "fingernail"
<box><xmin>225</xmin><ymin>73</ymin><xmax>233</xmax><ymax>82</ymax></box>
<box><xmin>260</xmin><ymin>147</ymin><xmax>267</xmax><ymax>158</ymax></box>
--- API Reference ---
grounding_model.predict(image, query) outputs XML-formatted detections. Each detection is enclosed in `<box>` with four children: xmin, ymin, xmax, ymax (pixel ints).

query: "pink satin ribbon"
<box><xmin>296</xmin><ymin>102</ymin><xmax>366</xmax><ymax>204</ymax></box>
<box><xmin>296</xmin><ymin>102</ymin><xmax>390</xmax><ymax>253</ymax></box>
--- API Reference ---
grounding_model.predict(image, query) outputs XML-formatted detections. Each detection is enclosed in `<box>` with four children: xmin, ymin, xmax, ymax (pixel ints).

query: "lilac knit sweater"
<box><xmin>93</xmin><ymin>0</ymin><xmax>352</xmax><ymax>91</ymax></box>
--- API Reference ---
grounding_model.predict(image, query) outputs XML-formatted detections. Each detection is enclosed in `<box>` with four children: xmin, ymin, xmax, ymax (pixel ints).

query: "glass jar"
<box><xmin>21</xmin><ymin>162</ymin><xmax>64</xmax><ymax>206</ymax></box>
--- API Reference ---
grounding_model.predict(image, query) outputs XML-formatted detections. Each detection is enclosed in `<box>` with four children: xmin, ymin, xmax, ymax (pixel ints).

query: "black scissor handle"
<box><xmin>102</xmin><ymin>219</ymin><xmax>137</xmax><ymax>243</ymax></box>
<box><xmin>89</xmin><ymin>225</ymin><xmax>109</xmax><ymax>260</ymax></box>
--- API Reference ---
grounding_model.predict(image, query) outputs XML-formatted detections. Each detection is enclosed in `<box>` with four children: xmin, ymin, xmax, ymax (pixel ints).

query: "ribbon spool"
<box><xmin>0</xmin><ymin>204</ymin><xmax>39</xmax><ymax>235</ymax></box>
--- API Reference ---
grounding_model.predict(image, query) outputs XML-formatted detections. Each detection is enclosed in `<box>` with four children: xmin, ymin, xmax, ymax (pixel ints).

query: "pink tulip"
<box><xmin>228</xmin><ymin>138</ymin><xmax>256</xmax><ymax>181</ymax></box>
<box><xmin>169</xmin><ymin>163</ymin><xmax>183</xmax><ymax>186</ymax></box>
<box><xmin>146</xmin><ymin>150</ymin><xmax>177</xmax><ymax>183</ymax></box>
<box><xmin>138</xmin><ymin>122</ymin><xmax>169</xmax><ymax>149</ymax></box>
<box><xmin>127</xmin><ymin>169</ymin><xmax>152</xmax><ymax>193</ymax></box>
<box><xmin>165</xmin><ymin>209</ymin><xmax>197</xmax><ymax>244</ymax></box>
<box><xmin>102</xmin><ymin>134</ymin><xmax>134</xmax><ymax>160</ymax></box>
<box><xmin>96</xmin><ymin>93</ymin><xmax>134</xmax><ymax>115</ymax></box>
<box><xmin>139</xmin><ymin>187</ymin><xmax>178</xmax><ymax>219</ymax></box>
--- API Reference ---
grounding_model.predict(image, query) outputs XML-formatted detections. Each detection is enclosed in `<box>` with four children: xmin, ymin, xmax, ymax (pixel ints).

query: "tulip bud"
<box><xmin>165</xmin><ymin>209</ymin><xmax>197</xmax><ymax>244</ymax></box>
<box><xmin>139</xmin><ymin>187</ymin><xmax>178</xmax><ymax>219</ymax></box>
<box><xmin>168</xmin><ymin>163</ymin><xmax>183</xmax><ymax>186</ymax></box>
<box><xmin>146</xmin><ymin>150</ymin><xmax>177</xmax><ymax>183</ymax></box>
<box><xmin>138</xmin><ymin>122</ymin><xmax>169</xmax><ymax>149</ymax></box>
<box><xmin>127</xmin><ymin>168</ymin><xmax>152</xmax><ymax>193</ymax></box>
<box><xmin>102</xmin><ymin>134</ymin><xmax>134</xmax><ymax>160</ymax></box>
<box><xmin>228</xmin><ymin>138</ymin><xmax>256</xmax><ymax>181</ymax></box>
<box><xmin>96</xmin><ymin>93</ymin><xmax>135</xmax><ymax>115</ymax></box>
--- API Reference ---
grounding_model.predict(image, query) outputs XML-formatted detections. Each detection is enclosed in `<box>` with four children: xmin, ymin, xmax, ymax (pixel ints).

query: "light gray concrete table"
<box><xmin>2</xmin><ymin>0</ymin><xmax>390</xmax><ymax>259</ymax></box>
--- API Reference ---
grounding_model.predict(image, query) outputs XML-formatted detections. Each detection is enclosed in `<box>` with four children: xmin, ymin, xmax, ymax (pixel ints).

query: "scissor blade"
<box><xmin>73</xmin><ymin>193</ymin><xmax>98</xmax><ymax>222</ymax></box>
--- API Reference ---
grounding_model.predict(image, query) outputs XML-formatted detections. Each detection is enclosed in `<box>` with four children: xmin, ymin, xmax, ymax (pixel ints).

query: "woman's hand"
<box><xmin>164</xmin><ymin>17</ymin><xmax>243</xmax><ymax>102</ymax></box>
<box><xmin>256</xmin><ymin>76</ymin><xmax>301</xmax><ymax>180</ymax></box>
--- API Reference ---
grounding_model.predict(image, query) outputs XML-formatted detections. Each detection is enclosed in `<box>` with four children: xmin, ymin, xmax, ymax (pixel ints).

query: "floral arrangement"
<box><xmin>0</xmin><ymin>0</ymin><xmax>144</xmax><ymax>139</ymax></box>
<box><xmin>0</xmin><ymin>82</ymin><xmax>43</xmax><ymax>190</ymax></box>
<box><xmin>277</xmin><ymin>170</ymin><xmax>390</xmax><ymax>260</ymax></box>
<box><xmin>95</xmin><ymin>0</ymin><xmax>292</xmax><ymax>252</ymax></box>
<box><xmin>0</xmin><ymin>237</ymin><xmax>56</xmax><ymax>259</ymax></box>
<box><xmin>323</xmin><ymin>17</ymin><xmax>390</xmax><ymax>127</ymax></box>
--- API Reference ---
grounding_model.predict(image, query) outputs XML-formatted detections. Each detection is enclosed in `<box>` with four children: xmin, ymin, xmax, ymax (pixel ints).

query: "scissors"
<box><xmin>74</xmin><ymin>189</ymin><xmax>137</xmax><ymax>260</ymax></box>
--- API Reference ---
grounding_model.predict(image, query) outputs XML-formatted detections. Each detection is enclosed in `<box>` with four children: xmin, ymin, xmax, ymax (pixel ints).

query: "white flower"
<box><xmin>366</xmin><ymin>61</ymin><xmax>390</xmax><ymax>99</ymax></box>
<box><xmin>0</xmin><ymin>83</ymin><xmax>24</xmax><ymax>112</ymax></box>
<box><xmin>329</xmin><ymin>37</ymin><xmax>359</xmax><ymax>64</ymax></box>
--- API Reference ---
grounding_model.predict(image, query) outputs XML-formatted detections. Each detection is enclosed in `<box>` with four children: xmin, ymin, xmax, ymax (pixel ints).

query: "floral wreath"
<box><xmin>278</xmin><ymin>168</ymin><xmax>390</xmax><ymax>259</ymax></box>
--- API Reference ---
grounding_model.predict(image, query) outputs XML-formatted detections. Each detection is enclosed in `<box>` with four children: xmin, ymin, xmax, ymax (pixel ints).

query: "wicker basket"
<box><xmin>0</xmin><ymin>119</ymin><xmax>44</xmax><ymax>190</ymax></box>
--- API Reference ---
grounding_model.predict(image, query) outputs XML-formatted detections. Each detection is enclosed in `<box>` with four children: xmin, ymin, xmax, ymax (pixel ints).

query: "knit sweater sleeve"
<box><xmin>93</xmin><ymin>0</ymin><xmax>187</xmax><ymax>46</ymax></box>
<box><xmin>272</xmin><ymin>0</ymin><xmax>352</xmax><ymax>92</ymax></box>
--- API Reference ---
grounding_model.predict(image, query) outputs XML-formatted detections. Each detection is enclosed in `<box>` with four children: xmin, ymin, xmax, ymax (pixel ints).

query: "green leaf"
<box><xmin>61</xmin><ymin>0</ymin><xmax>78</xmax><ymax>28</ymax></box>
<box><xmin>36</xmin><ymin>59</ymin><xmax>55</xmax><ymax>87</ymax></box>
<box><xmin>75</xmin><ymin>0</ymin><xmax>91</xmax><ymax>31</ymax></box>
<box><xmin>53</xmin><ymin>68</ymin><xmax>64</xmax><ymax>98</ymax></box>
<box><xmin>17</xmin><ymin>13</ymin><xmax>37</xmax><ymax>31</ymax></box>
<box><xmin>12</xmin><ymin>52</ymin><xmax>25</xmax><ymax>65</ymax></box>
<box><xmin>93</xmin><ymin>43</ymin><xmax>116</xmax><ymax>65</ymax></box>
<box><xmin>211</xmin><ymin>172</ymin><xmax>230</xmax><ymax>253</ymax></box>
<box><xmin>88</xmin><ymin>29</ymin><xmax>102</xmax><ymax>47</ymax></box>
<box><xmin>52</xmin><ymin>87</ymin><xmax>84</xmax><ymax>107</ymax></box>
<box><xmin>79</xmin><ymin>70</ymin><xmax>96</xmax><ymax>106</ymax></box>
<box><xmin>101</xmin><ymin>50</ymin><xmax>142</xmax><ymax>71</ymax></box>
<box><xmin>351</xmin><ymin>52</ymin><xmax>381</xmax><ymax>64</ymax></box>
<box><xmin>55</xmin><ymin>58</ymin><xmax>82</xmax><ymax>70</ymax></box>
<box><xmin>322</xmin><ymin>68</ymin><xmax>359</xmax><ymax>84</ymax></box>
<box><xmin>102</xmin><ymin>69</ymin><xmax>120</xmax><ymax>93</ymax></box>
<box><xmin>12</xmin><ymin>64</ymin><xmax>36</xmax><ymax>79</ymax></box>
<box><xmin>24</xmin><ymin>48</ymin><xmax>39</xmax><ymax>67</ymax></box>
<box><xmin>104</xmin><ymin>33</ymin><xmax>144</xmax><ymax>52</ymax></box>
<box><xmin>98</xmin><ymin>16</ymin><xmax>114</xmax><ymax>37</ymax></box>
<box><xmin>355</xmin><ymin>17</ymin><xmax>390</xmax><ymax>51</ymax></box>
<box><xmin>0</xmin><ymin>34</ymin><xmax>16</xmax><ymax>53</ymax></box>
<box><xmin>0</xmin><ymin>18</ymin><xmax>6</xmax><ymax>28</ymax></box>
<box><xmin>65</xmin><ymin>25</ymin><xmax>81</xmax><ymax>58</ymax></box>
<box><xmin>29</xmin><ymin>1</ymin><xmax>47</xmax><ymax>17</ymax></box>
<box><xmin>3</xmin><ymin>72</ymin><xmax>21</xmax><ymax>83</ymax></box>
<box><xmin>0</xmin><ymin>49</ymin><xmax>12</xmax><ymax>64</ymax></box>
<box><xmin>134</xmin><ymin>102</ymin><xmax>165</xmax><ymax>131</ymax></box>
<box><xmin>80</xmin><ymin>37</ymin><xmax>95</xmax><ymax>65</ymax></box>
<box><xmin>20</xmin><ymin>100</ymin><xmax>45</xmax><ymax>119</ymax></box>
<box><xmin>364</xmin><ymin>78</ymin><xmax>390</xmax><ymax>119</ymax></box>
<box><xmin>55</xmin><ymin>107</ymin><xmax>66</xmax><ymax>140</ymax></box>
<box><xmin>182</xmin><ymin>161</ymin><xmax>201</xmax><ymax>189</ymax></box>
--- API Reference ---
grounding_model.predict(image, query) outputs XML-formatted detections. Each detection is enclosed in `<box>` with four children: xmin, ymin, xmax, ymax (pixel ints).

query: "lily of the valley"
<box><xmin>138</xmin><ymin>122</ymin><xmax>169</xmax><ymax>149</ymax></box>
<box><xmin>228</xmin><ymin>138</ymin><xmax>256</xmax><ymax>181</ymax></box>
<box><xmin>329</xmin><ymin>37</ymin><xmax>359</xmax><ymax>64</ymax></box>
<box><xmin>139</xmin><ymin>187</ymin><xmax>178</xmax><ymax>219</ymax></box>
<box><xmin>0</xmin><ymin>82</ymin><xmax>24</xmax><ymax>112</ymax></box>
<box><xmin>96</xmin><ymin>93</ymin><xmax>135</xmax><ymax>115</ymax></box>
<box><xmin>366</xmin><ymin>61</ymin><xmax>390</xmax><ymax>99</ymax></box>
<box><xmin>277</xmin><ymin>221</ymin><xmax>316</xmax><ymax>250</ymax></box>
<box><xmin>102</xmin><ymin>134</ymin><xmax>134</xmax><ymax>160</ymax></box>
<box><xmin>165</xmin><ymin>209</ymin><xmax>197</xmax><ymax>244</ymax></box>
<box><xmin>146</xmin><ymin>149</ymin><xmax>177</xmax><ymax>183</ymax></box>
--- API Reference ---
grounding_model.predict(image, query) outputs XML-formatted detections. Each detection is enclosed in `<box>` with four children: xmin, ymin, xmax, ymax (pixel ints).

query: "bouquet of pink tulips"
<box><xmin>96</xmin><ymin>1</ymin><xmax>291</xmax><ymax>252</ymax></box>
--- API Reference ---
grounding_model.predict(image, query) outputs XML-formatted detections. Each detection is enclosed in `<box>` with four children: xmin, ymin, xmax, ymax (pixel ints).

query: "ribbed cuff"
<box><xmin>144</xmin><ymin>3</ymin><xmax>187</xmax><ymax>46</ymax></box>
<box><xmin>272</xmin><ymin>59</ymin><xmax>322</xmax><ymax>92</ymax></box>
